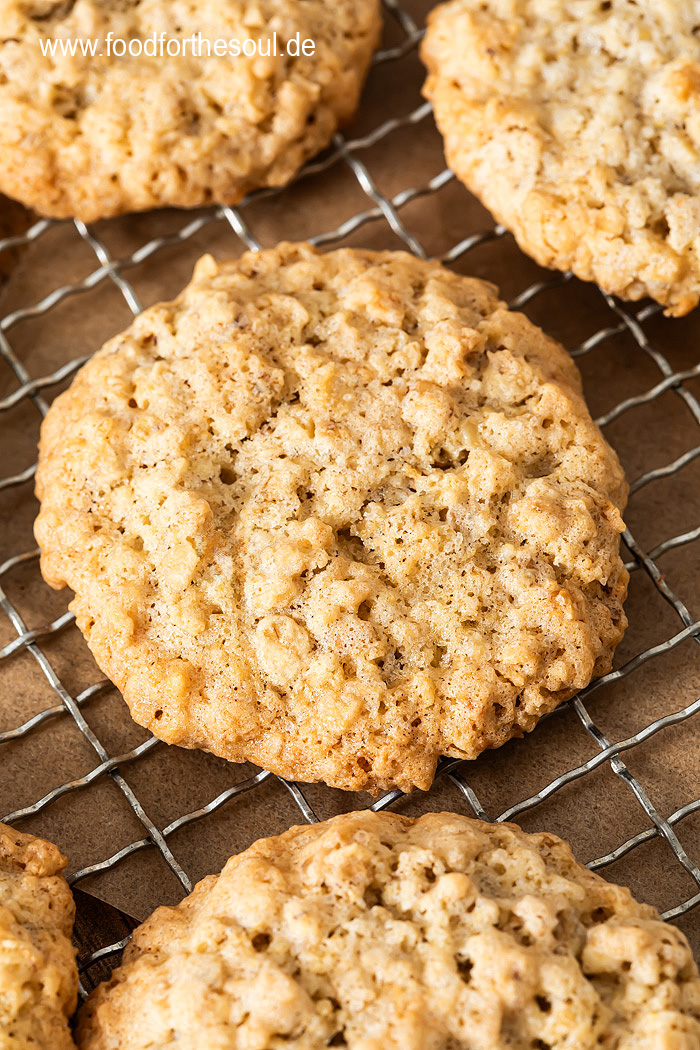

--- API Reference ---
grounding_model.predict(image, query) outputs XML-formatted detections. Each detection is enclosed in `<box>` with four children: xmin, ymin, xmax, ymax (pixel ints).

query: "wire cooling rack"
<box><xmin>1</xmin><ymin>0</ymin><xmax>699</xmax><ymax>996</ymax></box>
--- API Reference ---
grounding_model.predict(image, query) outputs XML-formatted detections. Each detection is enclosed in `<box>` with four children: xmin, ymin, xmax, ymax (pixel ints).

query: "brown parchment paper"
<box><xmin>1</xmin><ymin>0</ymin><xmax>699</xmax><ymax>959</ymax></box>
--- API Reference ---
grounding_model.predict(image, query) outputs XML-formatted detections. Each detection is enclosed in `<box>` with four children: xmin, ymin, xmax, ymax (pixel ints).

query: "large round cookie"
<box><xmin>0</xmin><ymin>822</ymin><xmax>78</xmax><ymax>1050</ymax></box>
<box><xmin>35</xmin><ymin>242</ymin><xmax>628</xmax><ymax>793</ymax></box>
<box><xmin>422</xmin><ymin>0</ymin><xmax>700</xmax><ymax>317</ymax></box>
<box><xmin>76</xmin><ymin>810</ymin><xmax>700</xmax><ymax>1050</ymax></box>
<box><xmin>0</xmin><ymin>0</ymin><xmax>380</xmax><ymax>221</ymax></box>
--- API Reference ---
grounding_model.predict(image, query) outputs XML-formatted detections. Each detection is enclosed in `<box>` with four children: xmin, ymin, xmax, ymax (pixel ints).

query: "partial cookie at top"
<box><xmin>422</xmin><ymin>0</ymin><xmax>700</xmax><ymax>316</ymax></box>
<box><xmin>0</xmin><ymin>0</ymin><xmax>380</xmax><ymax>221</ymax></box>
<box><xmin>35</xmin><ymin>242</ymin><xmax>628</xmax><ymax>794</ymax></box>
<box><xmin>76</xmin><ymin>810</ymin><xmax>700</xmax><ymax>1050</ymax></box>
<box><xmin>0</xmin><ymin>822</ymin><xmax>78</xmax><ymax>1050</ymax></box>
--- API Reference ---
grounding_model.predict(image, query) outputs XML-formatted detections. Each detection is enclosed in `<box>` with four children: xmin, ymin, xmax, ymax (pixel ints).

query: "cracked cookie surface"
<box><xmin>35</xmin><ymin>242</ymin><xmax>628</xmax><ymax>793</ymax></box>
<box><xmin>0</xmin><ymin>822</ymin><xmax>77</xmax><ymax>1050</ymax></box>
<box><xmin>423</xmin><ymin>0</ymin><xmax>700</xmax><ymax>316</ymax></box>
<box><xmin>76</xmin><ymin>810</ymin><xmax>700</xmax><ymax>1050</ymax></box>
<box><xmin>0</xmin><ymin>0</ymin><xmax>380</xmax><ymax>220</ymax></box>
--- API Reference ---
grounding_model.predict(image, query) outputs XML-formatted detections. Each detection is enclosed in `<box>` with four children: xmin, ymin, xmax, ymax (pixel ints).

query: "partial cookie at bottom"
<box><xmin>0</xmin><ymin>821</ymin><xmax>78</xmax><ymax>1050</ymax></box>
<box><xmin>76</xmin><ymin>810</ymin><xmax>700</xmax><ymax>1050</ymax></box>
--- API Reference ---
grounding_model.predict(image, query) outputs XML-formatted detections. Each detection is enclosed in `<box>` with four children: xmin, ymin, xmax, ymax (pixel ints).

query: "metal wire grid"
<box><xmin>0</xmin><ymin>0</ymin><xmax>698</xmax><ymax>992</ymax></box>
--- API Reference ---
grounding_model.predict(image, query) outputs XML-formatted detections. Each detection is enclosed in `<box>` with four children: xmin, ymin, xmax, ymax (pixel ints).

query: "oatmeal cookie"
<box><xmin>0</xmin><ymin>822</ymin><xmax>78</xmax><ymax>1050</ymax></box>
<box><xmin>76</xmin><ymin>810</ymin><xmax>700</xmax><ymax>1050</ymax></box>
<box><xmin>0</xmin><ymin>0</ymin><xmax>380</xmax><ymax>221</ymax></box>
<box><xmin>35</xmin><ymin>242</ymin><xmax>628</xmax><ymax>793</ymax></box>
<box><xmin>422</xmin><ymin>0</ymin><xmax>700</xmax><ymax>316</ymax></box>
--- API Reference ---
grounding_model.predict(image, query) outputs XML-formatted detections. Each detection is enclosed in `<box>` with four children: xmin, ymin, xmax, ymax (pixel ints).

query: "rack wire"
<box><xmin>1</xmin><ymin>0</ymin><xmax>699</xmax><ymax>995</ymax></box>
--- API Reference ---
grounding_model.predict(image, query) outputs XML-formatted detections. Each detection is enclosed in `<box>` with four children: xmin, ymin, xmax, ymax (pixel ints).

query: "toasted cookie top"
<box><xmin>35</xmin><ymin>242</ymin><xmax>628</xmax><ymax>793</ymax></box>
<box><xmin>422</xmin><ymin>0</ymin><xmax>700</xmax><ymax>316</ymax></box>
<box><xmin>0</xmin><ymin>0</ymin><xmax>380</xmax><ymax>220</ymax></box>
<box><xmin>77</xmin><ymin>810</ymin><xmax>700</xmax><ymax>1050</ymax></box>
<box><xmin>0</xmin><ymin>822</ymin><xmax>77</xmax><ymax>1050</ymax></box>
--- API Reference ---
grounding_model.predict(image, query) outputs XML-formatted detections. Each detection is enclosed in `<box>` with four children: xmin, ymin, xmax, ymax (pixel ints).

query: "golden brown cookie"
<box><xmin>76</xmin><ymin>810</ymin><xmax>700</xmax><ymax>1050</ymax></box>
<box><xmin>35</xmin><ymin>242</ymin><xmax>628</xmax><ymax>793</ymax></box>
<box><xmin>422</xmin><ymin>0</ymin><xmax>700</xmax><ymax>316</ymax></box>
<box><xmin>0</xmin><ymin>822</ymin><xmax>78</xmax><ymax>1050</ymax></box>
<box><xmin>0</xmin><ymin>0</ymin><xmax>381</xmax><ymax>221</ymax></box>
